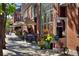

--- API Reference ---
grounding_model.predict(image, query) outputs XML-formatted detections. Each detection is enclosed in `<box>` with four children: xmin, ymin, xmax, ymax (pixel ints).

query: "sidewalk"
<box><xmin>3</xmin><ymin>33</ymin><xmax>73</xmax><ymax>56</ymax></box>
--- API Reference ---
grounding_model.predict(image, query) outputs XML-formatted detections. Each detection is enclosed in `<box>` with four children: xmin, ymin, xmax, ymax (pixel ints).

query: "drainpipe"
<box><xmin>39</xmin><ymin>3</ymin><xmax>42</xmax><ymax>38</ymax></box>
<box><xmin>64</xmin><ymin>6</ymin><xmax>68</xmax><ymax>54</ymax></box>
<box><xmin>39</xmin><ymin>3</ymin><xmax>42</xmax><ymax>40</ymax></box>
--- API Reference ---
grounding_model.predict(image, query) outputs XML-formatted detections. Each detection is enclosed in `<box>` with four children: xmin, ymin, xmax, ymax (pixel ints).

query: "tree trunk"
<box><xmin>0</xmin><ymin>3</ymin><xmax>6</xmax><ymax>55</ymax></box>
<box><xmin>0</xmin><ymin>3</ymin><xmax>6</xmax><ymax>56</ymax></box>
<box><xmin>0</xmin><ymin>15</ymin><xmax>4</xmax><ymax>56</ymax></box>
<box><xmin>2</xmin><ymin>3</ymin><xmax>6</xmax><ymax>49</ymax></box>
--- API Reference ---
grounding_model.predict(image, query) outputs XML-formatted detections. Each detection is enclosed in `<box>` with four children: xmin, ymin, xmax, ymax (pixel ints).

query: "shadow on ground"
<box><xmin>9</xmin><ymin>37</ymin><xmax>23</xmax><ymax>41</ymax></box>
<box><xmin>4</xmin><ymin>48</ymin><xmax>41</xmax><ymax>56</ymax></box>
<box><xmin>76</xmin><ymin>46</ymin><xmax>79</xmax><ymax>56</ymax></box>
<box><xmin>5</xmin><ymin>34</ymin><xmax>74</xmax><ymax>56</ymax></box>
<box><xmin>59</xmin><ymin>54</ymin><xmax>73</xmax><ymax>56</ymax></box>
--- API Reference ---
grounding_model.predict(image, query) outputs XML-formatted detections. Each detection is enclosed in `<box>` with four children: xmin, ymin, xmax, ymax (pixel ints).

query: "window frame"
<box><xmin>40</xmin><ymin>4</ymin><xmax>53</xmax><ymax>34</ymax></box>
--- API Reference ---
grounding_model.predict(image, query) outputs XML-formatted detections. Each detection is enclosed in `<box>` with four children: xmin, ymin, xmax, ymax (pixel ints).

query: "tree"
<box><xmin>0</xmin><ymin>3</ymin><xmax>16</xmax><ymax>56</ymax></box>
<box><xmin>6</xmin><ymin>18</ymin><xmax>13</xmax><ymax>33</ymax></box>
<box><xmin>0</xmin><ymin>3</ymin><xmax>16</xmax><ymax>15</ymax></box>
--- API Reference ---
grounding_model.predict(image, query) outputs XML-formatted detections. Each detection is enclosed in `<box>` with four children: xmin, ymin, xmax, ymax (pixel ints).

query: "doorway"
<box><xmin>56</xmin><ymin>18</ymin><xmax>66</xmax><ymax>38</ymax></box>
<box><xmin>57</xmin><ymin>5</ymin><xmax>67</xmax><ymax>38</ymax></box>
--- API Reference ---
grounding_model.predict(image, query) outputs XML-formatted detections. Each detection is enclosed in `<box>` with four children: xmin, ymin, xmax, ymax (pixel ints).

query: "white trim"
<box><xmin>57</xmin><ymin>17</ymin><xmax>67</xmax><ymax>20</ymax></box>
<box><xmin>48</xmin><ymin>22</ymin><xmax>53</xmax><ymax>24</ymax></box>
<box><xmin>65</xmin><ymin>17</ymin><xmax>68</xmax><ymax>48</ymax></box>
<box><xmin>57</xmin><ymin>25</ymin><xmax>64</xmax><ymax>28</ymax></box>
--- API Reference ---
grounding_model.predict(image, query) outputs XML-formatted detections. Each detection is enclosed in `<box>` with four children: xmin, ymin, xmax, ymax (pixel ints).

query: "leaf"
<box><xmin>0</xmin><ymin>4</ymin><xmax>4</xmax><ymax>14</ymax></box>
<box><xmin>6</xmin><ymin>3</ymin><xmax>16</xmax><ymax>15</ymax></box>
<box><xmin>6</xmin><ymin>19</ymin><xmax>12</xmax><ymax>29</ymax></box>
<box><xmin>0</xmin><ymin>3</ymin><xmax>16</xmax><ymax>15</ymax></box>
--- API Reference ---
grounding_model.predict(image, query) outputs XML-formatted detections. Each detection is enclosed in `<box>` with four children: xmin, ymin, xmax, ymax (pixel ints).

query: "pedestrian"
<box><xmin>9</xmin><ymin>30</ymin><xmax>12</xmax><ymax>35</ymax></box>
<box><xmin>26</xmin><ymin>25</ymin><xmax>35</xmax><ymax>42</ymax></box>
<box><xmin>23</xmin><ymin>30</ymin><xmax>27</xmax><ymax>41</ymax></box>
<box><xmin>54</xmin><ymin>34</ymin><xmax>59</xmax><ymax>41</ymax></box>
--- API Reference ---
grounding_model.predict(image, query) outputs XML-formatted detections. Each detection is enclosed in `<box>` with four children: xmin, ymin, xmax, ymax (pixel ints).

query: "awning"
<box><xmin>13</xmin><ymin>21</ymin><xmax>25</xmax><ymax>27</ymax></box>
<box><xmin>24</xmin><ymin>17</ymin><xmax>36</xmax><ymax>25</ymax></box>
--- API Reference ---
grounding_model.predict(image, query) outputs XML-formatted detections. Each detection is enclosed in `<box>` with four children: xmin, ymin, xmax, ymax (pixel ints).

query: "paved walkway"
<box><xmin>3</xmin><ymin>33</ymin><xmax>73</xmax><ymax>56</ymax></box>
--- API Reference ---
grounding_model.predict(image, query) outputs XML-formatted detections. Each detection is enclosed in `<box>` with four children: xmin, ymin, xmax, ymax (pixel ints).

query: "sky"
<box><xmin>15</xmin><ymin>3</ymin><xmax>22</xmax><ymax>12</ymax></box>
<box><xmin>16</xmin><ymin>3</ymin><xmax>22</xmax><ymax>9</ymax></box>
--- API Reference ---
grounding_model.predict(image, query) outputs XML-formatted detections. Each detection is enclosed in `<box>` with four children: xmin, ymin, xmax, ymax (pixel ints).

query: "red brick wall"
<box><xmin>67</xmin><ymin>4</ymin><xmax>79</xmax><ymax>50</ymax></box>
<box><xmin>56</xmin><ymin>4</ymin><xmax>79</xmax><ymax>50</ymax></box>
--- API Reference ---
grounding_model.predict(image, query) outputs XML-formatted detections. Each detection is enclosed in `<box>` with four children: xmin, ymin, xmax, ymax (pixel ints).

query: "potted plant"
<box><xmin>44</xmin><ymin>34</ymin><xmax>54</xmax><ymax>49</ymax></box>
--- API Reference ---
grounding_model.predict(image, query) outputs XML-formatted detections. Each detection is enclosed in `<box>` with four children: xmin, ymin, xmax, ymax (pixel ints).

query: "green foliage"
<box><xmin>43</xmin><ymin>34</ymin><xmax>55</xmax><ymax>42</ymax></box>
<box><xmin>6</xmin><ymin>3</ymin><xmax>16</xmax><ymax>15</ymax></box>
<box><xmin>0</xmin><ymin>3</ymin><xmax>16</xmax><ymax>15</ymax></box>
<box><xmin>0</xmin><ymin>4</ymin><xmax>3</xmax><ymax>15</ymax></box>
<box><xmin>0</xmin><ymin>3</ymin><xmax>16</xmax><ymax>31</ymax></box>
<box><xmin>6</xmin><ymin>19</ymin><xmax>12</xmax><ymax>30</ymax></box>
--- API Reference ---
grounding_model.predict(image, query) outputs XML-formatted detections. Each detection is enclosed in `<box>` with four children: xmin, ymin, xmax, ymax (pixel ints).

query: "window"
<box><xmin>40</xmin><ymin>3</ymin><xmax>53</xmax><ymax>35</ymax></box>
<box><xmin>60</xmin><ymin>6</ymin><xmax>67</xmax><ymax>17</ymax></box>
<box><xmin>31</xmin><ymin>5</ymin><xmax>34</xmax><ymax>17</ymax></box>
<box><xmin>57</xmin><ymin>19</ymin><xmax>66</xmax><ymax>38</ymax></box>
<box><xmin>48</xmin><ymin>23</ymin><xmax>53</xmax><ymax>34</ymax></box>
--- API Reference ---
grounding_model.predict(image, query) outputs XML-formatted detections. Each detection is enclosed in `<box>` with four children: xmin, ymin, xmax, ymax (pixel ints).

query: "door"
<box><xmin>56</xmin><ymin>19</ymin><xmax>66</xmax><ymax>38</ymax></box>
<box><xmin>57</xmin><ymin>5</ymin><xmax>67</xmax><ymax>38</ymax></box>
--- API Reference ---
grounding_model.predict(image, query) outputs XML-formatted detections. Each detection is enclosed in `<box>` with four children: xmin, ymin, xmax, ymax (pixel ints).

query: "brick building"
<box><xmin>56</xmin><ymin>3</ymin><xmax>79</xmax><ymax>51</ymax></box>
<box><xmin>21</xmin><ymin>3</ymin><xmax>41</xmax><ymax>40</ymax></box>
<box><xmin>21</xmin><ymin>3</ymin><xmax>79</xmax><ymax>51</ymax></box>
<box><xmin>40</xmin><ymin>3</ymin><xmax>79</xmax><ymax>51</ymax></box>
<box><xmin>62</xmin><ymin>4</ymin><xmax>79</xmax><ymax>51</ymax></box>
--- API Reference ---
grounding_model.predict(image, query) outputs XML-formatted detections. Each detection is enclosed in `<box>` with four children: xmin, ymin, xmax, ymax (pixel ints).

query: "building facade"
<box><xmin>21</xmin><ymin>3</ymin><xmax>79</xmax><ymax>51</ymax></box>
<box><xmin>52</xmin><ymin>3</ymin><xmax>79</xmax><ymax>51</ymax></box>
<box><xmin>65</xmin><ymin>4</ymin><xmax>79</xmax><ymax>50</ymax></box>
<box><xmin>21</xmin><ymin>3</ymin><xmax>41</xmax><ymax>40</ymax></box>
